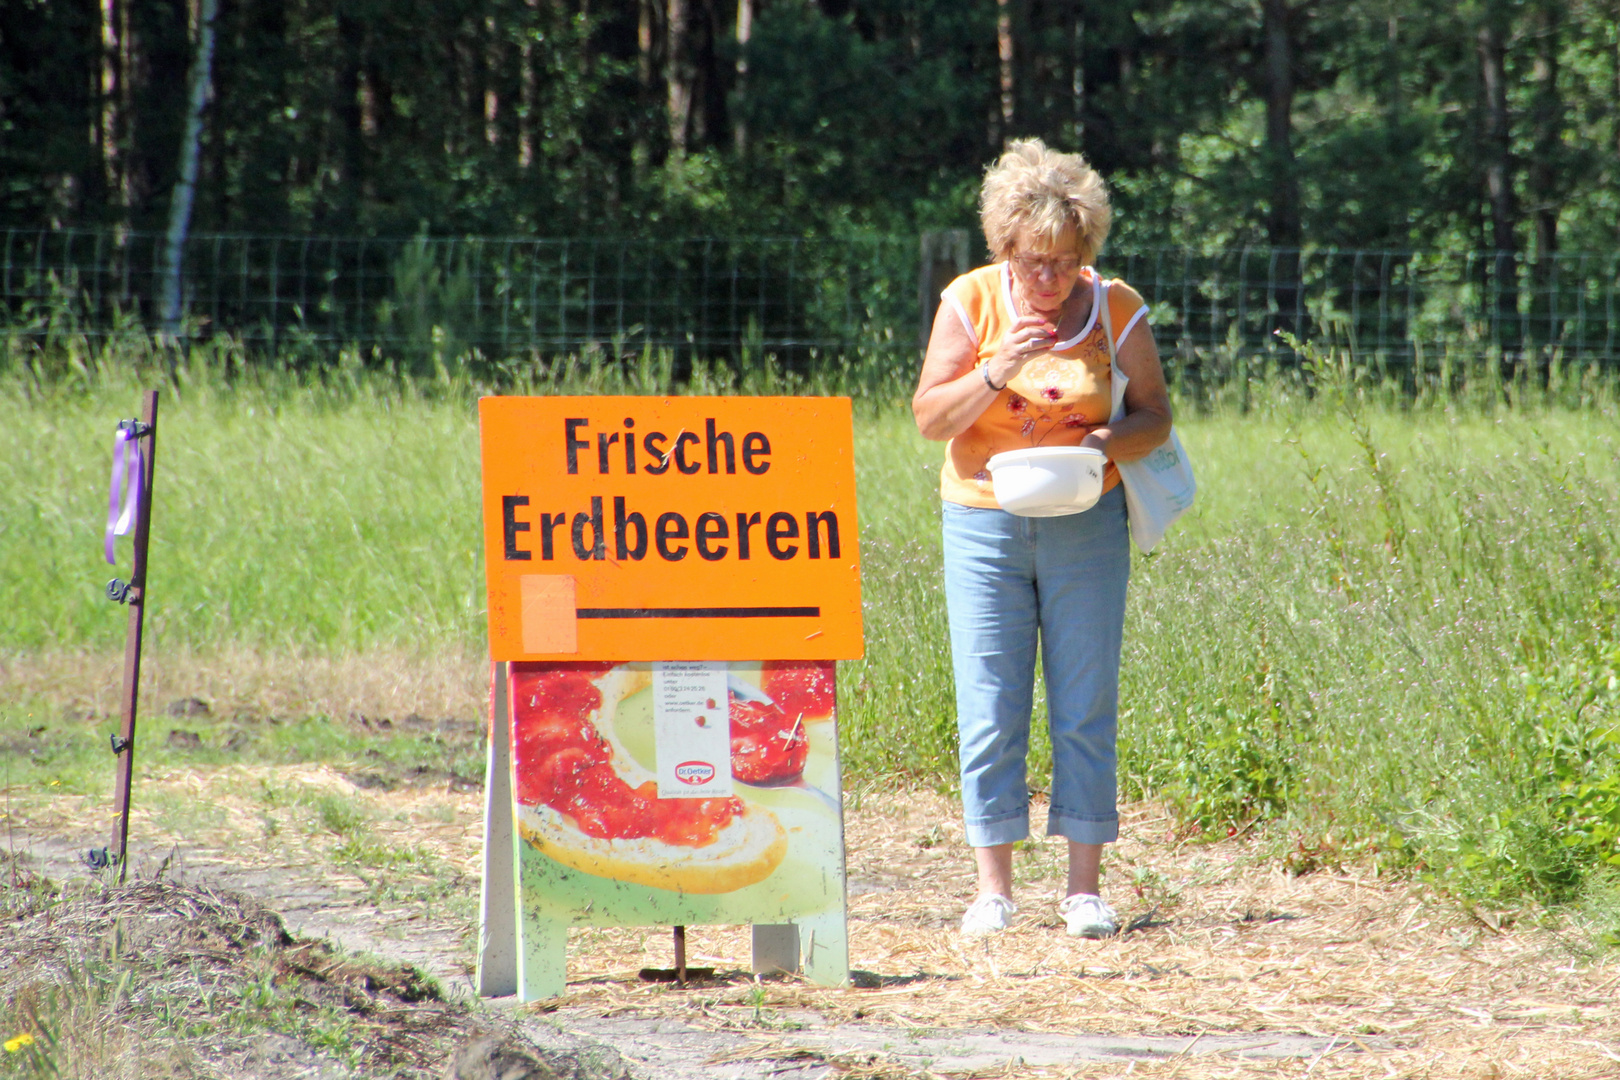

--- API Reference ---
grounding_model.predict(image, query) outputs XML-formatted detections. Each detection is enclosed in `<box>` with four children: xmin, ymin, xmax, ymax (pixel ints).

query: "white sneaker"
<box><xmin>960</xmin><ymin>894</ymin><xmax>1017</xmax><ymax>936</ymax></box>
<box><xmin>1059</xmin><ymin>893</ymin><xmax>1118</xmax><ymax>939</ymax></box>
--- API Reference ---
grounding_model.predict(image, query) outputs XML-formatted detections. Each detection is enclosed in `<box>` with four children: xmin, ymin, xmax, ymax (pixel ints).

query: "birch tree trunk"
<box><xmin>158</xmin><ymin>0</ymin><xmax>218</xmax><ymax>336</ymax></box>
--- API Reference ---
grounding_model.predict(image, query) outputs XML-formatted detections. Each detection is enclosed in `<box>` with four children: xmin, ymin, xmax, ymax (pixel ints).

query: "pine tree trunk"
<box><xmin>1527</xmin><ymin>1</ymin><xmax>1563</xmax><ymax>346</ymax></box>
<box><xmin>485</xmin><ymin>14</ymin><xmax>501</xmax><ymax>148</ymax></box>
<box><xmin>1477</xmin><ymin>3</ymin><xmax>1518</xmax><ymax>346</ymax></box>
<box><xmin>1527</xmin><ymin>1</ymin><xmax>1560</xmax><ymax>264</ymax></box>
<box><xmin>733</xmin><ymin>0</ymin><xmax>752</xmax><ymax>155</ymax></box>
<box><xmin>1261</xmin><ymin>0</ymin><xmax>1300</xmax><ymax>337</ymax></box>
<box><xmin>520</xmin><ymin>0</ymin><xmax>538</xmax><ymax>169</ymax></box>
<box><xmin>997</xmin><ymin>0</ymin><xmax>1014</xmax><ymax>144</ymax></box>
<box><xmin>635</xmin><ymin>0</ymin><xmax>659</xmax><ymax>173</ymax></box>
<box><xmin>99</xmin><ymin>0</ymin><xmax>124</xmax><ymax>216</ymax></box>
<box><xmin>1071</xmin><ymin>15</ymin><xmax>1085</xmax><ymax>149</ymax></box>
<box><xmin>126</xmin><ymin>0</ymin><xmax>190</xmax><ymax>228</ymax></box>
<box><xmin>1383</xmin><ymin>12</ymin><xmax>1401</xmax><ymax>124</ymax></box>
<box><xmin>1262</xmin><ymin>0</ymin><xmax>1300</xmax><ymax>251</ymax></box>
<box><xmin>666</xmin><ymin>0</ymin><xmax>692</xmax><ymax>155</ymax></box>
<box><xmin>1477</xmin><ymin>11</ymin><xmax>1515</xmax><ymax>255</ymax></box>
<box><xmin>694</xmin><ymin>0</ymin><xmax>725</xmax><ymax>147</ymax></box>
<box><xmin>332</xmin><ymin>9</ymin><xmax>364</xmax><ymax>226</ymax></box>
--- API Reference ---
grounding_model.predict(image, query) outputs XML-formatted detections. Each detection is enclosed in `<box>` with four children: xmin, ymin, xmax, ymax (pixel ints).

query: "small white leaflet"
<box><xmin>652</xmin><ymin>661</ymin><xmax>733</xmax><ymax>799</ymax></box>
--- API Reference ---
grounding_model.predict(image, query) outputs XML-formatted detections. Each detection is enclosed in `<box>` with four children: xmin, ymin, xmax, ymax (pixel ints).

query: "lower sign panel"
<box><xmin>508</xmin><ymin>660</ymin><xmax>846</xmax><ymax>930</ymax></box>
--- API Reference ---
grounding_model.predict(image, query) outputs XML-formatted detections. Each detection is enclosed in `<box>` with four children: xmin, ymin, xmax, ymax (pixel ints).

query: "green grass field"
<box><xmin>3</xmin><ymin>338</ymin><xmax>1618</xmax><ymax>926</ymax></box>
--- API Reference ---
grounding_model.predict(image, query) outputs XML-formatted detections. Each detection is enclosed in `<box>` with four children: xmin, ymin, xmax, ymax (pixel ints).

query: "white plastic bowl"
<box><xmin>986</xmin><ymin>446</ymin><xmax>1106</xmax><ymax>517</ymax></box>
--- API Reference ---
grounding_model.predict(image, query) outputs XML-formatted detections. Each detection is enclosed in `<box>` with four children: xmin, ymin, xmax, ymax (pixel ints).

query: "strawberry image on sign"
<box><xmin>760</xmin><ymin>660</ymin><xmax>836</xmax><ymax>723</ymax></box>
<box><xmin>729</xmin><ymin>696</ymin><xmax>809</xmax><ymax>784</ymax></box>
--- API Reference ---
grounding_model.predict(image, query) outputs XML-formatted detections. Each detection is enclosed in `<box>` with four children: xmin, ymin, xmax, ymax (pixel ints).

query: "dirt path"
<box><xmin>8</xmin><ymin>768</ymin><xmax>1620</xmax><ymax>1078</ymax></box>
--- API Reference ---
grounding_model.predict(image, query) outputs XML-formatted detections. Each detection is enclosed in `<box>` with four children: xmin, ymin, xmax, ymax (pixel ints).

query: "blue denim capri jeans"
<box><xmin>942</xmin><ymin>484</ymin><xmax>1131</xmax><ymax>848</ymax></box>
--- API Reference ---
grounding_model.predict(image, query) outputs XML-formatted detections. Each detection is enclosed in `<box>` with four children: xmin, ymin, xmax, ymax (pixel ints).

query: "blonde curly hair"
<box><xmin>979</xmin><ymin>138</ymin><xmax>1111</xmax><ymax>264</ymax></box>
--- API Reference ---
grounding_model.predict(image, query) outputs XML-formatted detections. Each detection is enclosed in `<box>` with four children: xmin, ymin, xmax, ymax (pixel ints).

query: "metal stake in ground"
<box><xmin>98</xmin><ymin>390</ymin><xmax>159</xmax><ymax>882</ymax></box>
<box><xmin>636</xmin><ymin>926</ymin><xmax>716</xmax><ymax>985</ymax></box>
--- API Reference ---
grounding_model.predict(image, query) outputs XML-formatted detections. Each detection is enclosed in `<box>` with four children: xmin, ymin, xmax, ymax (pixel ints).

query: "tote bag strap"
<box><xmin>1098</xmin><ymin>275</ymin><xmax>1115</xmax><ymax>363</ymax></box>
<box><xmin>1097</xmin><ymin>276</ymin><xmax>1130</xmax><ymax>424</ymax></box>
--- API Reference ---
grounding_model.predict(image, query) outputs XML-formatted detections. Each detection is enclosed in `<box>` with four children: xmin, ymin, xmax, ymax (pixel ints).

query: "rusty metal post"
<box><xmin>108</xmin><ymin>390</ymin><xmax>159</xmax><ymax>881</ymax></box>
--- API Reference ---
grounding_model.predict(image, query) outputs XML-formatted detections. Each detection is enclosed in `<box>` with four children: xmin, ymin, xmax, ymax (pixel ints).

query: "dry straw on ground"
<box><xmin>553</xmin><ymin>792</ymin><xmax>1620</xmax><ymax>1078</ymax></box>
<box><xmin>8</xmin><ymin>754</ymin><xmax>1620</xmax><ymax>1078</ymax></box>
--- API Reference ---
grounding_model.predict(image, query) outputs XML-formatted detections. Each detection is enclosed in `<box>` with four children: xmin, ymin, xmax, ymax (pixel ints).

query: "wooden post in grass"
<box><xmin>919</xmin><ymin>229</ymin><xmax>971</xmax><ymax>349</ymax></box>
<box><xmin>106</xmin><ymin>390</ymin><xmax>159</xmax><ymax>882</ymax></box>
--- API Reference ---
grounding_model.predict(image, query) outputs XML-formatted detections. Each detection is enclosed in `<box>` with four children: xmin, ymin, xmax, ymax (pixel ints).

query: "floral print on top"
<box><xmin>936</xmin><ymin>264</ymin><xmax>1150</xmax><ymax>509</ymax></box>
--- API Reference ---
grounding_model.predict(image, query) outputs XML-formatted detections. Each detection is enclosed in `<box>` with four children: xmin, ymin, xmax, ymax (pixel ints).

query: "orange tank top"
<box><xmin>938</xmin><ymin>263</ymin><xmax>1150</xmax><ymax>509</ymax></box>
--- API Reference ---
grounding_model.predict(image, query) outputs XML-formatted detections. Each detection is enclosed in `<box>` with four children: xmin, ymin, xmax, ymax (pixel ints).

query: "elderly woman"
<box><xmin>912</xmin><ymin>139</ymin><xmax>1172</xmax><ymax>937</ymax></box>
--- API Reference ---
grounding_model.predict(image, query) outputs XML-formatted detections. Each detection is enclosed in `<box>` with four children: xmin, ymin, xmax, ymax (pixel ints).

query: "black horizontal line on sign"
<box><xmin>576</xmin><ymin>606</ymin><xmax>821</xmax><ymax>619</ymax></box>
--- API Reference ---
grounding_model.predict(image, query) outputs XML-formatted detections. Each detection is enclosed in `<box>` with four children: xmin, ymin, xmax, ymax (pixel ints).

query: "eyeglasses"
<box><xmin>1010</xmin><ymin>253</ymin><xmax>1083</xmax><ymax>277</ymax></box>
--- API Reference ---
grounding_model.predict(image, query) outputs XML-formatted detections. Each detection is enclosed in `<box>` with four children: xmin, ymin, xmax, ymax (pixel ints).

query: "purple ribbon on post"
<box><xmin>105</xmin><ymin>424</ymin><xmax>144</xmax><ymax>565</ymax></box>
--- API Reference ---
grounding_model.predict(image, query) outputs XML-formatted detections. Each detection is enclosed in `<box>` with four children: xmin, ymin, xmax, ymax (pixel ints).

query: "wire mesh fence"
<box><xmin>4</xmin><ymin>227</ymin><xmax>1618</xmax><ymax>377</ymax></box>
<box><xmin>0</xmin><ymin>229</ymin><xmax>917</xmax><ymax>369</ymax></box>
<box><xmin>1103</xmin><ymin>247</ymin><xmax>1620</xmax><ymax>375</ymax></box>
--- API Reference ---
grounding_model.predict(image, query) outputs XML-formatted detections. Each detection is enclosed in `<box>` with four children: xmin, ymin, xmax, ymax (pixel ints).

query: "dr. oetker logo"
<box><xmin>674</xmin><ymin>761</ymin><xmax>717</xmax><ymax>785</ymax></box>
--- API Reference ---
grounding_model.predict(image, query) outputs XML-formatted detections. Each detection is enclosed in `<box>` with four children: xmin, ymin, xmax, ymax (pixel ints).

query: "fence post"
<box><xmin>918</xmin><ymin>229</ymin><xmax>970</xmax><ymax>349</ymax></box>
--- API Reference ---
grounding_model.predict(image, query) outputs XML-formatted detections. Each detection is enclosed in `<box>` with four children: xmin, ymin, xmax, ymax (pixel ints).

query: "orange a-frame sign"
<box><xmin>479</xmin><ymin>396</ymin><xmax>863</xmax><ymax>662</ymax></box>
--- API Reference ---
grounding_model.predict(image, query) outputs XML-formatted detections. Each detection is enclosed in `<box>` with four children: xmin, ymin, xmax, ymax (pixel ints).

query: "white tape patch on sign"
<box><xmin>652</xmin><ymin>661</ymin><xmax>734</xmax><ymax>798</ymax></box>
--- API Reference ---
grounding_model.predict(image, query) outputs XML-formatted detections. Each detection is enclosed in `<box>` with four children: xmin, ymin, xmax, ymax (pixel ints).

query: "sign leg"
<box><xmin>476</xmin><ymin>660</ymin><xmax>518</xmax><ymax>997</ymax></box>
<box><xmin>517</xmin><ymin>916</ymin><xmax>567</xmax><ymax>1001</ymax></box>
<box><xmin>795</xmin><ymin>905</ymin><xmax>849</xmax><ymax>987</ymax></box>
<box><xmin>752</xmin><ymin>924</ymin><xmax>799</xmax><ymax>975</ymax></box>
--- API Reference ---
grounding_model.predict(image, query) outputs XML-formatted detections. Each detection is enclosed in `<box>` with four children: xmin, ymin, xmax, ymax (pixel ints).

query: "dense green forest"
<box><xmin>4</xmin><ymin>0</ymin><xmax>1619</xmax><ymax>257</ymax></box>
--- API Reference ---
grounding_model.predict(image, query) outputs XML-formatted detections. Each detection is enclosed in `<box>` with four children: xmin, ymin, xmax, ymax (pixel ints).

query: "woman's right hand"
<box><xmin>915</xmin><ymin>303</ymin><xmax>1055</xmax><ymax>441</ymax></box>
<box><xmin>984</xmin><ymin>315</ymin><xmax>1057</xmax><ymax>388</ymax></box>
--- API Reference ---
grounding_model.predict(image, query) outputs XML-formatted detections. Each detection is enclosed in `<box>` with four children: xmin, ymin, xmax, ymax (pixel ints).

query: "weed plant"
<box><xmin>3</xmin><ymin>321</ymin><xmax>1619</xmax><ymax>921</ymax></box>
